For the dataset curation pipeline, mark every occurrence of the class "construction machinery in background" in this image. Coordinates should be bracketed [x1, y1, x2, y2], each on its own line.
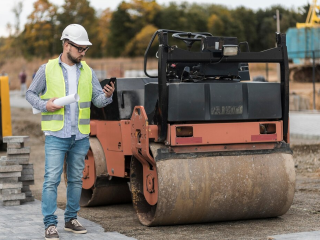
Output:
[74, 29, 295, 226]
[296, 0, 320, 29]
[0, 76, 12, 149]
[287, 0, 320, 82]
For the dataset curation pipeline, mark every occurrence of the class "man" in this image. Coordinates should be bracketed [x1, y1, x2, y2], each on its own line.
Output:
[26, 24, 115, 240]
[19, 69, 27, 96]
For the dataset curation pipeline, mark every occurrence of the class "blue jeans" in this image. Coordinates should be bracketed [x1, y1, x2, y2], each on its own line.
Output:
[42, 135, 90, 228]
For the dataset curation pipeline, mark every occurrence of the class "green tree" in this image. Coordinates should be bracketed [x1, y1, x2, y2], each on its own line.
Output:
[186, 4, 211, 32]
[0, 1, 25, 59]
[155, 2, 210, 49]
[12, 1, 23, 36]
[156, 2, 189, 31]
[233, 7, 258, 49]
[123, 24, 158, 56]
[122, 0, 161, 30]
[255, 5, 296, 51]
[107, 0, 160, 57]
[258, 17, 275, 50]
[212, 10, 245, 41]
[106, 2, 133, 57]
[208, 14, 224, 36]
[22, 0, 57, 58]
[97, 8, 112, 57]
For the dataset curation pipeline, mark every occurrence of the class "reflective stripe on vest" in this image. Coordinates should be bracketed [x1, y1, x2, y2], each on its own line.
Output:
[79, 119, 90, 125]
[80, 102, 91, 108]
[41, 58, 92, 134]
[42, 115, 64, 121]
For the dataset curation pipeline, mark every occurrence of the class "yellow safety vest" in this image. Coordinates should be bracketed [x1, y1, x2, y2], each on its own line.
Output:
[41, 58, 92, 134]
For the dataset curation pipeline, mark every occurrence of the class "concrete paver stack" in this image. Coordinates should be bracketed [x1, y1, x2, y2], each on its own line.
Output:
[0, 158, 24, 206]
[0, 136, 35, 206]
[20, 163, 35, 202]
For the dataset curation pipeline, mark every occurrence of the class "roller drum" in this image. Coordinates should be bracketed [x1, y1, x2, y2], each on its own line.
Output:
[131, 152, 295, 226]
[79, 137, 131, 207]
[80, 178, 131, 207]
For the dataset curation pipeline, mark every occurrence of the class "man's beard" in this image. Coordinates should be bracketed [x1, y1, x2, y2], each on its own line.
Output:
[67, 51, 82, 64]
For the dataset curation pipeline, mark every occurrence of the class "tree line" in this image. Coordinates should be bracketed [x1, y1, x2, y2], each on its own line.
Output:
[0, 0, 309, 59]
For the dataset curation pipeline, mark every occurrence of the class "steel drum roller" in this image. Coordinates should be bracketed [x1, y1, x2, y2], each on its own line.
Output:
[131, 148, 295, 226]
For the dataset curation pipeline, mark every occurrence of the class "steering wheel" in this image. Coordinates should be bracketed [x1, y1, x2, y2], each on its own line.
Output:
[172, 32, 212, 49]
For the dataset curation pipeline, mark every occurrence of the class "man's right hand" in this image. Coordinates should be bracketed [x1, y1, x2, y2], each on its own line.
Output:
[46, 98, 63, 112]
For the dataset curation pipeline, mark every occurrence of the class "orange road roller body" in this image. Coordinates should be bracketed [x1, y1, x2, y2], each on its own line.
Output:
[76, 30, 295, 226]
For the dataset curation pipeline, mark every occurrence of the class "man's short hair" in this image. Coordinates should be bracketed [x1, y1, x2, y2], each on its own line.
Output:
[62, 39, 68, 47]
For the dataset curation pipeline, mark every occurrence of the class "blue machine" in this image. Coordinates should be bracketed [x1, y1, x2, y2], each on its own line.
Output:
[286, 27, 320, 64]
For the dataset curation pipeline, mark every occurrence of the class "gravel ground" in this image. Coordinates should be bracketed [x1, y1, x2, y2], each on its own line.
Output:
[10, 107, 320, 240]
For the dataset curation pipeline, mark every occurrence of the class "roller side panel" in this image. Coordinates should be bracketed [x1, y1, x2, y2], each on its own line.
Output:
[79, 126, 132, 206]
[90, 120, 130, 177]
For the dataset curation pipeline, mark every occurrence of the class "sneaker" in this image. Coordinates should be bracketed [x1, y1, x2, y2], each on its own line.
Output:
[45, 225, 59, 240]
[64, 218, 87, 234]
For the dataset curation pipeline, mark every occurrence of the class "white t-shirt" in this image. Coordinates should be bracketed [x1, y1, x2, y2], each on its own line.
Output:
[62, 62, 77, 127]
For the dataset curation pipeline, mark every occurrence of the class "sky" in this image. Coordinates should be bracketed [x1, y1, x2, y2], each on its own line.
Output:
[0, 0, 311, 37]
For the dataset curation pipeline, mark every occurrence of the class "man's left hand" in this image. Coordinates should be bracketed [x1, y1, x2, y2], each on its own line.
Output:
[103, 82, 115, 98]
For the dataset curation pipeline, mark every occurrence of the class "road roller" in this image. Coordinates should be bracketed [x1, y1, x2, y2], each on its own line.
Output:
[80, 30, 295, 226]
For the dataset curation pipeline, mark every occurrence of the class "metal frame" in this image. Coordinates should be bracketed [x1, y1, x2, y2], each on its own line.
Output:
[144, 30, 290, 143]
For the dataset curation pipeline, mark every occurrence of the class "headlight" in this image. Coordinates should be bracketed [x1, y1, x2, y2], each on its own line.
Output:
[222, 45, 238, 56]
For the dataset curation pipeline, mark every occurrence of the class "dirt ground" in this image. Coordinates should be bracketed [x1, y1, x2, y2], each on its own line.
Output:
[10, 107, 320, 240]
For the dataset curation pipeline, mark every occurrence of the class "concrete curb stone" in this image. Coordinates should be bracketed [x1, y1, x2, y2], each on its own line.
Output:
[3, 136, 29, 143]
[0, 182, 22, 189]
[7, 142, 24, 149]
[268, 231, 320, 240]
[0, 177, 19, 183]
[19, 174, 34, 181]
[0, 165, 22, 172]
[2, 200, 20, 206]
[20, 196, 34, 203]
[22, 164, 33, 169]
[1, 192, 25, 201]
[21, 169, 34, 175]
[0, 172, 21, 178]
[1, 188, 21, 194]
[0, 158, 18, 166]
[22, 180, 34, 186]
[7, 147, 31, 154]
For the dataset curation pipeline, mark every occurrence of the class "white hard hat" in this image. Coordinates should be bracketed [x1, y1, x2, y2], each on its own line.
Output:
[60, 24, 92, 46]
